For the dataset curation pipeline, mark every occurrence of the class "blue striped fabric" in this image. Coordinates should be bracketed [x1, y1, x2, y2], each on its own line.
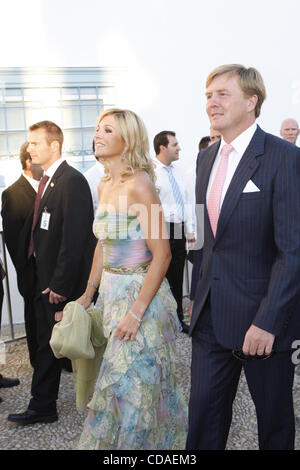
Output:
[165, 165, 185, 221]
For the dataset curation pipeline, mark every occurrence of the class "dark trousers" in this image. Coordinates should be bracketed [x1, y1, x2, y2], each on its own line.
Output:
[165, 222, 186, 321]
[24, 296, 38, 368]
[186, 300, 295, 450]
[0, 279, 3, 330]
[28, 283, 64, 414]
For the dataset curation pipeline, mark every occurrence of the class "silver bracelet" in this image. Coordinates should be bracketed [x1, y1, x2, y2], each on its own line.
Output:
[129, 309, 142, 324]
[87, 279, 98, 290]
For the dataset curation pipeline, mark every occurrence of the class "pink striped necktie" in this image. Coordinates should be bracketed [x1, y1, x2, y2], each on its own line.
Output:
[207, 144, 233, 237]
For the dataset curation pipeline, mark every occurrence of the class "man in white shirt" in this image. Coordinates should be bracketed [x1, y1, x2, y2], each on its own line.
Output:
[84, 141, 105, 214]
[187, 64, 300, 450]
[280, 118, 299, 145]
[153, 131, 195, 333]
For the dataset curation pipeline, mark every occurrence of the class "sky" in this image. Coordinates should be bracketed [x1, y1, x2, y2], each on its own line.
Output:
[0, 0, 299, 166]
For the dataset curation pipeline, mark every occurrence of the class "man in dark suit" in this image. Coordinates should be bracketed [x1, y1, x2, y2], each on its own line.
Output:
[187, 64, 300, 450]
[1, 142, 43, 367]
[7, 121, 96, 425]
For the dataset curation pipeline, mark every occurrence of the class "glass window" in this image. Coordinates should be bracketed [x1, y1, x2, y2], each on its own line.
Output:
[61, 103, 81, 128]
[7, 131, 27, 155]
[6, 103, 25, 130]
[25, 105, 62, 127]
[0, 109, 6, 131]
[98, 86, 115, 105]
[0, 69, 116, 161]
[23, 88, 60, 104]
[80, 87, 97, 99]
[64, 129, 83, 153]
[5, 88, 22, 102]
[83, 128, 95, 151]
[0, 133, 7, 156]
[62, 88, 79, 101]
[81, 101, 99, 127]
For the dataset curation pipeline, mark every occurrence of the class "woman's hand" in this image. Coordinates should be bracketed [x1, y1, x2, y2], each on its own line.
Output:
[114, 311, 141, 342]
[54, 293, 92, 323]
[75, 292, 93, 310]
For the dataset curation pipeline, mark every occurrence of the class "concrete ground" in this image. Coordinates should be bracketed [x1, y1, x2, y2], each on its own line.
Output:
[0, 319, 299, 450]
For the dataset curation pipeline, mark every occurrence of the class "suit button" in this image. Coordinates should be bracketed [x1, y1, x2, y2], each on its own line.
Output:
[213, 277, 220, 281]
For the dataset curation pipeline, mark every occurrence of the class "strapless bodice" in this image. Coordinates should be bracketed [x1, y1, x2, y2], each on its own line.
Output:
[93, 211, 152, 271]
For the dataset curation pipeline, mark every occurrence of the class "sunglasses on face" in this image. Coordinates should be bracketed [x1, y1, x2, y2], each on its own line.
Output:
[232, 349, 275, 362]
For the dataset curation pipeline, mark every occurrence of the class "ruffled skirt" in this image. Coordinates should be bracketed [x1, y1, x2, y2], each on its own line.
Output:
[78, 271, 188, 450]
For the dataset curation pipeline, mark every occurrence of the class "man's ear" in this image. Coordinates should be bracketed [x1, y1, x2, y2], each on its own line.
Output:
[51, 140, 60, 153]
[248, 94, 258, 113]
[25, 157, 31, 171]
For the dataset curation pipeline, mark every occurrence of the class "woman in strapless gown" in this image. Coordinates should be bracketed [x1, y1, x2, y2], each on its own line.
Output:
[76, 108, 188, 450]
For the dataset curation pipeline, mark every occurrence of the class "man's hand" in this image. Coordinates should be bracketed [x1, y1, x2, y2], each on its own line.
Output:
[242, 324, 275, 356]
[187, 233, 196, 250]
[188, 300, 194, 318]
[42, 287, 67, 305]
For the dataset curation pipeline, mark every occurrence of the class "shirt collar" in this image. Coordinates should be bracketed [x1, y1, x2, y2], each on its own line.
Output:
[153, 157, 174, 170]
[22, 172, 40, 192]
[220, 122, 257, 157]
[44, 157, 65, 179]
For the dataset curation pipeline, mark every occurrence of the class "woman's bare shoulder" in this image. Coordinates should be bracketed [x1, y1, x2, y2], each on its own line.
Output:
[128, 171, 157, 200]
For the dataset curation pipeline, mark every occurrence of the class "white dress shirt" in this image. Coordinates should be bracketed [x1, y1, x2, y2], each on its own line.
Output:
[22, 172, 40, 193]
[206, 123, 257, 207]
[84, 162, 105, 214]
[42, 158, 65, 196]
[153, 157, 195, 234]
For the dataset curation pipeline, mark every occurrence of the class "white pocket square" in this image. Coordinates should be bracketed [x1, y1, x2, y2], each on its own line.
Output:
[243, 180, 260, 193]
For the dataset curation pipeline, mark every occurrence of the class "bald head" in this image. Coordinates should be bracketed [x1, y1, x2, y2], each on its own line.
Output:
[280, 118, 299, 144]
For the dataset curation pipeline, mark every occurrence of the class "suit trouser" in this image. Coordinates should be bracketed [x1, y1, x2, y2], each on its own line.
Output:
[24, 296, 38, 368]
[165, 222, 186, 320]
[28, 282, 63, 414]
[0, 279, 3, 331]
[186, 299, 295, 450]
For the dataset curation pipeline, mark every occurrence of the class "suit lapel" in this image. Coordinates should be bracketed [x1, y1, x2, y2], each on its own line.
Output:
[197, 141, 220, 205]
[19, 175, 36, 199]
[35, 161, 68, 228]
[196, 142, 220, 240]
[215, 126, 266, 242]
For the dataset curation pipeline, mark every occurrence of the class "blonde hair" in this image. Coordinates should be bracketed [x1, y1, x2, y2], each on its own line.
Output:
[206, 64, 266, 118]
[97, 108, 156, 184]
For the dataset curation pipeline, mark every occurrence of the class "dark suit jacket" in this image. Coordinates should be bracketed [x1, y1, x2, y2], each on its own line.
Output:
[1, 175, 37, 295]
[190, 126, 300, 351]
[19, 161, 96, 301]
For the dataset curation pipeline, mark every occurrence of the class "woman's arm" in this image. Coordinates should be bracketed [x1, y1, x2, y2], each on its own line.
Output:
[76, 239, 104, 309]
[114, 173, 171, 340]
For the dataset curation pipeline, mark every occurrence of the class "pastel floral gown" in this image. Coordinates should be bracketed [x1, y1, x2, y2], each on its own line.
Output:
[78, 211, 188, 450]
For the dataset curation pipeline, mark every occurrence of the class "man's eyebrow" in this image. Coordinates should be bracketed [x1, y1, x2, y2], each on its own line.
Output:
[206, 88, 228, 95]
